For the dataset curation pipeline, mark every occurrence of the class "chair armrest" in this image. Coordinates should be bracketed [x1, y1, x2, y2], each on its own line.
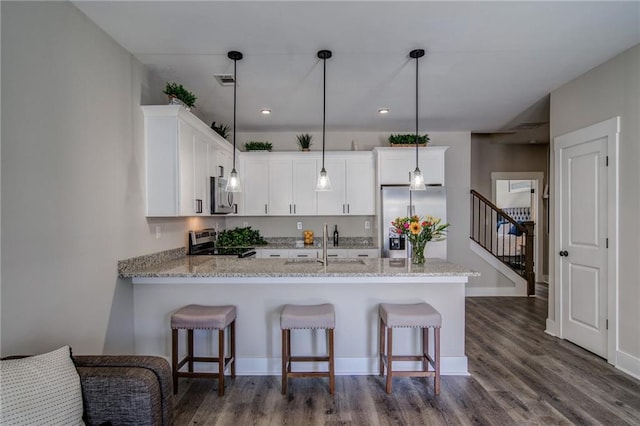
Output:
[73, 355, 173, 426]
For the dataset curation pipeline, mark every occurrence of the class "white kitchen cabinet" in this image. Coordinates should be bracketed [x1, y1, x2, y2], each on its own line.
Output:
[317, 152, 375, 215]
[258, 249, 290, 259]
[288, 249, 318, 259]
[268, 158, 293, 215]
[240, 156, 269, 215]
[375, 146, 448, 186]
[326, 249, 348, 259]
[348, 249, 379, 258]
[239, 153, 318, 216]
[143, 105, 226, 217]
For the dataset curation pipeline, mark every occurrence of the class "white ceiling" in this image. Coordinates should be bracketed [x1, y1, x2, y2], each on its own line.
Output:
[73, 1, 640, 133]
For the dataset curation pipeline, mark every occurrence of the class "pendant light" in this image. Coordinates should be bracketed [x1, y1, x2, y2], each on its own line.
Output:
[316, 49, 332, 191]
[225, 50, 243, 193]
[409, 49, 426, 191]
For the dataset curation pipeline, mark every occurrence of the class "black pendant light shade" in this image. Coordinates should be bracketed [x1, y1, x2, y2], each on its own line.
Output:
[409, 48, 426, 191]
[316, 49, 333, 191]
[225, 50, 243, 193]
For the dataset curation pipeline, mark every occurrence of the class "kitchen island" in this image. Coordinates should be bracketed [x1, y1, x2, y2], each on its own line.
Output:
[120, 252, 478, 375]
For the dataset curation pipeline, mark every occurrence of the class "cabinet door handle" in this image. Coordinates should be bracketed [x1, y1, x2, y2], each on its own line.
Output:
[347, 204, 350, 214]
[219, 166, 224, 178]
[269, 254, 281, 257]
[328, 254, 338, 258]
[195, 199, 203, 214]
[342, 204, 345, 214]
[294, 204, 296, 214]
[265, 204, 268, 214]
[357, 254, 368, 257]
[289, 204, 292, 214]
[297, 254, 309, 258]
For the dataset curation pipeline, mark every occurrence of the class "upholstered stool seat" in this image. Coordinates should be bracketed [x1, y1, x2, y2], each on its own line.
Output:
[379, 302, 441, 394]
[280, 303, 335, 395]
[171, 304, 236, 396]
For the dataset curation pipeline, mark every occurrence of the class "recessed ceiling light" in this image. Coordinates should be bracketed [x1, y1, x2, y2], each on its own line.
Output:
[378, 108, 390, 114]
[260, 109, 272, 115]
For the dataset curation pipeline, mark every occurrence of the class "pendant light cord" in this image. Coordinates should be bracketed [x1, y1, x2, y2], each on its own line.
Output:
[322, 56, 326, 169]
[232, 57, 237, 169]
[414, 52, 419, 169]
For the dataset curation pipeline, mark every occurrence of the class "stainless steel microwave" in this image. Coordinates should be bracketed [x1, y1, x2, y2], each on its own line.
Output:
[210, 177, 235, 214]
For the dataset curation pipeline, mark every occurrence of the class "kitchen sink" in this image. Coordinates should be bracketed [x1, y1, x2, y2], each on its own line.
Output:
[284, 258, 366, 265]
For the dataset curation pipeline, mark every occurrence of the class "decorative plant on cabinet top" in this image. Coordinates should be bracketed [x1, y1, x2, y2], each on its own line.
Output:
[296, 133, 313, 151]
[162, 82, 197, 109]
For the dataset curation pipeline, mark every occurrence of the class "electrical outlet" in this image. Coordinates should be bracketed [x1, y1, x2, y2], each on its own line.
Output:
[155, 225, 161, 239]
[365, 221, 370, 230]
[243, 221, 249, 227]
[297, 222, 303, 230]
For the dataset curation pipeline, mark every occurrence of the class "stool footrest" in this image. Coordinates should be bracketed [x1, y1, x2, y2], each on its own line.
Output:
[286, 371, 332, 378]
[288, 356, 330, 363]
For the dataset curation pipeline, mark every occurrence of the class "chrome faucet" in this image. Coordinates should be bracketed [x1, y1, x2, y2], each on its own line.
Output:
[318, 223, 328, 265]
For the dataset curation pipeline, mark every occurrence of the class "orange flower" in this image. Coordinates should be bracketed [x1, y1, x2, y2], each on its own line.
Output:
[409, 221, 422, 235]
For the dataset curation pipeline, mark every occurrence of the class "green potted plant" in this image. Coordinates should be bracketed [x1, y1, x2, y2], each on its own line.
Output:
[388, 133, 430, 147]
[211, 122, 231, 140]
[163, 82, 197, 110]
[244, 141, 273, 152]
[296, 133, 313, 151]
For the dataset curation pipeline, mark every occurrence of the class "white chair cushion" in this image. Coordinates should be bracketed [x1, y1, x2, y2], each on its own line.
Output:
[281, 303, 335, 329]
[379, 302, 442, 328]
[0, 345, 84, 426]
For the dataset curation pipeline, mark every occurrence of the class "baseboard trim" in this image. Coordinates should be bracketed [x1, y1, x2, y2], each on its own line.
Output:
[188, 356, 469, 376]
[545, 319, 559, 337]
[615, 350, 640, 380]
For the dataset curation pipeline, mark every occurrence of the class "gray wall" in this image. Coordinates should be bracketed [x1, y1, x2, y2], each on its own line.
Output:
[550, 44, 639, 368]
[470, 135, 549, 275]
[0, 2, 213, 356]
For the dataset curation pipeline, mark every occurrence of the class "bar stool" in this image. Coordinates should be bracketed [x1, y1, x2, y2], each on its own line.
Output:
[280, 303, 335, 395]
[379, 302, 441, 394]
[171, 304, 236, 396]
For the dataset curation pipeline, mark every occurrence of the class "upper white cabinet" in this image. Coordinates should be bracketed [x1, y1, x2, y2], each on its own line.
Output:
[317, 152, 375, 215]
[142, 105, 234, 217]
[240, 156, 269, 215]
[375, 146, 448, 186]
[240, 152, 319, 216]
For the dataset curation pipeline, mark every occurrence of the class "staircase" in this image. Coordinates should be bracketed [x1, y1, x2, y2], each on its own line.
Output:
[470, 190, 535, 295]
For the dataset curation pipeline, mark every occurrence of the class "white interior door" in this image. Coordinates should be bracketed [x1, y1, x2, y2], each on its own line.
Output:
[555, 118, 618, 358]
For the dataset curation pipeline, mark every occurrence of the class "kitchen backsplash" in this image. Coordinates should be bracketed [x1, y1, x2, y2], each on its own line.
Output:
[214, 215, 377, 239]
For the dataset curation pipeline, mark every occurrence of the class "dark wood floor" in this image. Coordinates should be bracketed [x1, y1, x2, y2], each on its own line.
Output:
[173, 284, 640, 425]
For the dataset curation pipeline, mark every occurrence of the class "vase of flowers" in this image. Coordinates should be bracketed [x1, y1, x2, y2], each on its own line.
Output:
[391, 215, 450, 265]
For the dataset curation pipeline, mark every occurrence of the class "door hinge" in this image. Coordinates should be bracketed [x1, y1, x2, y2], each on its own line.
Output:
[606, 156, 609, 166]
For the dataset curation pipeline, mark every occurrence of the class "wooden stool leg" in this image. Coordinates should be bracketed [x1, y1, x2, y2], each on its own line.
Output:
[172, 328, 179, 394]
[422, 327, 429, 372]
[385, 326, 393, 394]
[218, 328, 225, 396]
[230, 320, 236, 378]
[187, 329, 194, 372]
[328, 329, 335, 395]
[434, 327, 441, 395]
[379, 318, 385, 376]
[281, 329, 288, 395]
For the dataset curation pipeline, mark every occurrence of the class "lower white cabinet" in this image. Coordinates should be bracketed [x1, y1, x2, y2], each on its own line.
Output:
[258, 249, 290, 259]
[348, 249, 379, 258]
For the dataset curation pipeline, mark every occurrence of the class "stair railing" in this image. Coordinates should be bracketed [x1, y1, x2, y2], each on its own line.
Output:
[470, 189, 535, 295]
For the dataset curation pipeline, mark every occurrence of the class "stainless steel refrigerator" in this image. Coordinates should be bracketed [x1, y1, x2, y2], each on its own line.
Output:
[381, 185, 447, 260]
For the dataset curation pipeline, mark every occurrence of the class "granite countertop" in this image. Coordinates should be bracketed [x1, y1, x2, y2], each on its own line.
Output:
[118, 249, 478, 279]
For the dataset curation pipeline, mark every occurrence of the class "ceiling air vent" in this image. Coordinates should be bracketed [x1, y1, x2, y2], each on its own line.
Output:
[509, 122, 547, 130]
[214, 74, 235, 86]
